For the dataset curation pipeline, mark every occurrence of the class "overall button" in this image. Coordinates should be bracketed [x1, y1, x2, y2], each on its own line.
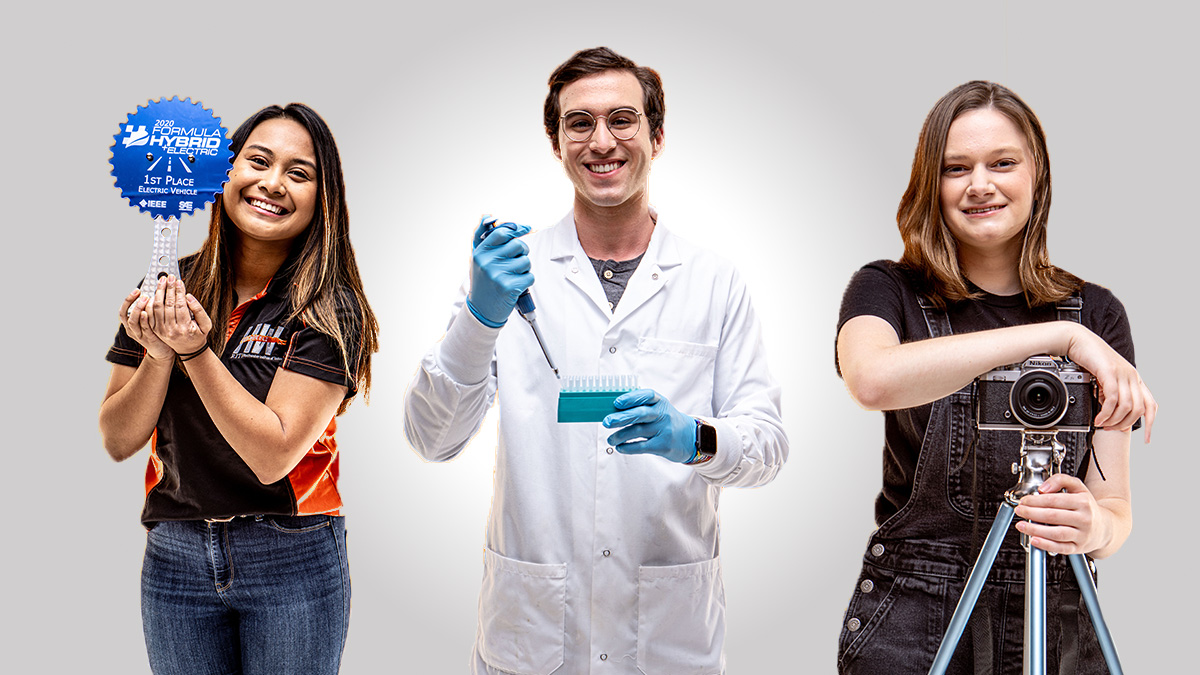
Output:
[871, 543, 885, 557]
[860, 579, 874, 593]
[847, 618, 862, 632]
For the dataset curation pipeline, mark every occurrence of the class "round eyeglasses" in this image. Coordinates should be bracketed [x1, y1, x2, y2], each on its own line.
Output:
[560, 108, 644, 142]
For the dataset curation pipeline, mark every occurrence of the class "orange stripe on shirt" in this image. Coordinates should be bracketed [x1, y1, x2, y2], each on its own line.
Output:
[225, 281, 273, 342]
[288, 416, 343, 515]
[144, 428, 164, 496]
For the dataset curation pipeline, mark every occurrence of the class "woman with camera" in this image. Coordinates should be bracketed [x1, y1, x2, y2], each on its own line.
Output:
[834, 81, 1156, 673]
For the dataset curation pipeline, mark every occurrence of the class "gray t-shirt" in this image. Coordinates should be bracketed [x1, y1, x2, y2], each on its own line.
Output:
[589, 253, 644, 311]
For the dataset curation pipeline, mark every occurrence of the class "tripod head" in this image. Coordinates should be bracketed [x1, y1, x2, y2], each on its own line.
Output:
[1004, 429, 1066, 506]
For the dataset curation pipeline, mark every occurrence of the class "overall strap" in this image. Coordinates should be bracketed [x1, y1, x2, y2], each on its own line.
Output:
[916, 295, 953, 339]
[1055, 292, 1095, 475]
[920, 292, 989, 672]
[1055, 290, 1090, 669]
[1056, 294, 1083, 324]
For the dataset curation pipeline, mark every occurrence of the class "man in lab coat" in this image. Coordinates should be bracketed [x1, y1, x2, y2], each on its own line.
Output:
[404, 46, 788, 675]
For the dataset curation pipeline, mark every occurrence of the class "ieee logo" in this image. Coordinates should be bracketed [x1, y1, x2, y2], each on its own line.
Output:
[122, 125, 149, 147]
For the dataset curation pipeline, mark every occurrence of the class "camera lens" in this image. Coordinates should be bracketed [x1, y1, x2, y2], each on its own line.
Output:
[1026, 383, 1052, 409]
[1011, 371, 1068, 428]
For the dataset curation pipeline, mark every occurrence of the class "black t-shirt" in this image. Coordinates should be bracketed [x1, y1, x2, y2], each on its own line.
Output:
[107, 262, 364, 525]
[836, 260, 1136, 525]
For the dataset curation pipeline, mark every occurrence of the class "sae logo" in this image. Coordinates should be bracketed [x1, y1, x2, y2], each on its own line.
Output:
[122, 125, 149, 147]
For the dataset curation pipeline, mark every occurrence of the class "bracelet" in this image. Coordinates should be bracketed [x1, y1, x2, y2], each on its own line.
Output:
[178, 344, 209, 362]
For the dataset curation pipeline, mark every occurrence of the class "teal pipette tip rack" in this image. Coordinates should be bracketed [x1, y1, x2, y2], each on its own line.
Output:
[557, 375, 638, 423]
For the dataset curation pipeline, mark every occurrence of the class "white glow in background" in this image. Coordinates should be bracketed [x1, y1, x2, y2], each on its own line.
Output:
[3, 1, 1193, 671]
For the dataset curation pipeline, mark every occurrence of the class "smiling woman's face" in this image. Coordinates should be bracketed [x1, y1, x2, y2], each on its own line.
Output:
[223, 117, 318, 248]
[939, 107, 1034, 263]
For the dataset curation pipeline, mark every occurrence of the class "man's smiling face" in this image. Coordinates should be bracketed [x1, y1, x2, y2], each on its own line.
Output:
[553, 69, 663, 212]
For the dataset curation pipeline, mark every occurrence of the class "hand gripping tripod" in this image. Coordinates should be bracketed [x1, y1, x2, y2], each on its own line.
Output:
[928, 430, 1123, 675]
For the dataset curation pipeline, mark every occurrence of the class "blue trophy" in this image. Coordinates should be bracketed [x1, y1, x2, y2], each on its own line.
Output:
[110, 97, 233, 300]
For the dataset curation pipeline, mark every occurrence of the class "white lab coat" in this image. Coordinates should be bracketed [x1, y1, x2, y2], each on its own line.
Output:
[404, 211, 787, 675]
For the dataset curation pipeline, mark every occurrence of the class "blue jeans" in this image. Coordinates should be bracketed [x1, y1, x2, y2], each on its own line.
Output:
[141, 515, 350, 675]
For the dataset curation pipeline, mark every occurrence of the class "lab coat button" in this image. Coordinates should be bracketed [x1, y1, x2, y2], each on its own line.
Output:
[871, 543, 885, 557]
[847, 618, 861, 632]
[652, 272, 659, 280]
[860, 579, 874, 593]
[600, 654, 608, 661]
[571, 267, 579, 273]
[606, 446, 614, 454]
[609, 346, 617, 354]
[602, 549, 611, 557]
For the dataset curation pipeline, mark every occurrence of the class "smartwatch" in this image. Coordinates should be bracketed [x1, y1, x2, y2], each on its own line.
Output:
[687, 418, 717, 465]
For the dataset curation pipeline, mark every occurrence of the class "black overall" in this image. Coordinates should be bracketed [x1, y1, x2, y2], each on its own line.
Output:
[837, 296, 1107, 674]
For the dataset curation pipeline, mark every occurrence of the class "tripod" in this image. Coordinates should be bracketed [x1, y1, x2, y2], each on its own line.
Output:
[928, 430, 1124, 675]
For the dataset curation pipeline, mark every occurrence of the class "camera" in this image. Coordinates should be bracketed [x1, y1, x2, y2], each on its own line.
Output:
[975, 356, 1097, 432]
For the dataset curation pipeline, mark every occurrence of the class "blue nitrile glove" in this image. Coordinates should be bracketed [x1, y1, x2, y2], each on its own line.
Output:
[466, 216, 533, 328]
[602, 388, 698, 464]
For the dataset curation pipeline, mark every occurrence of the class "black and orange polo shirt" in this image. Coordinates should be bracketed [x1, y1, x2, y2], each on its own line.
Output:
[106, 262, 364, 525]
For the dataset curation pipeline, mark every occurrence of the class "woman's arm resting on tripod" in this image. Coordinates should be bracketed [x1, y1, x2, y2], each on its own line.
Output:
[1014, 429, 1132, 559]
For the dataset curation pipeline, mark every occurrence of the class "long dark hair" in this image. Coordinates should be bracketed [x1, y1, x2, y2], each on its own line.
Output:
[185, 103, 378, 413]
[897, 81, 1081, 309]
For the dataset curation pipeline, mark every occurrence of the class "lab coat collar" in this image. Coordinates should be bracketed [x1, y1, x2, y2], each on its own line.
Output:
[550, 207, 681, 324]
[548, 206, 680, 265]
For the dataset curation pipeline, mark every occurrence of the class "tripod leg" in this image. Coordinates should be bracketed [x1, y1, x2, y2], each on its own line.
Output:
[1069, 553, 1124, 675]
[1026, 545, 1046, 675]
[928, 503, 1015, 675]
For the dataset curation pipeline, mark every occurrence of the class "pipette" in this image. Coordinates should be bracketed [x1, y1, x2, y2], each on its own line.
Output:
[483, 218, 559, 379]
[516, 291, 559, 379]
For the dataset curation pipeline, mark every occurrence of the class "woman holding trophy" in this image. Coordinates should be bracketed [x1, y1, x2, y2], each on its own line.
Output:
[99, 103, 377, 675]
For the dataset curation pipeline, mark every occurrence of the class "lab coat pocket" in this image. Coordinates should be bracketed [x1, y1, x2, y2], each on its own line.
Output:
[478, 548, 568, 675]
[636, 556, 725, 675]
[636, 337, 718, 410]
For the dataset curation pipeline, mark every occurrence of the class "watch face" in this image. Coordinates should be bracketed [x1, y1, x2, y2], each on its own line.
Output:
[698, 421, 718, 456]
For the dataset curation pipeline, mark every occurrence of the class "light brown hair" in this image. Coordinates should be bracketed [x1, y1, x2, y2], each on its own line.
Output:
[897, 80, 1081, 308]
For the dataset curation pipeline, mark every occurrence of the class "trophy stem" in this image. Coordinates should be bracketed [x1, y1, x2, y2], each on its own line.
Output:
[139, 216, 181, 300]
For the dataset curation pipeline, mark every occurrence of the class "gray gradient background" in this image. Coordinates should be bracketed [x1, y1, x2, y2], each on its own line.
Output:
[3, 1, 1193, 672]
